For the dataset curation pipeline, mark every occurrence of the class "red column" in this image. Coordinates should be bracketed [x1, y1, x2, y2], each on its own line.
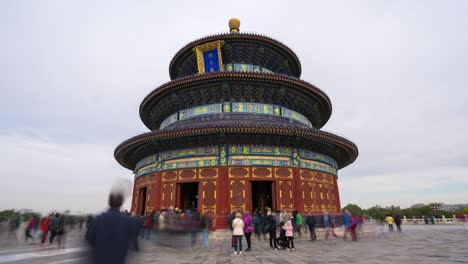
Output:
[154, 171, 163, 211]
[292, 167, 304, 212]
[216, 166, 229, 229]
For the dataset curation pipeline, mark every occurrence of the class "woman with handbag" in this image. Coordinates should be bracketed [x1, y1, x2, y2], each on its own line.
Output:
[243, 211, 253, 252]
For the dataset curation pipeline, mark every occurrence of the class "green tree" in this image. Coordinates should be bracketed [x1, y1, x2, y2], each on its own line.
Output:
[342, 203, 363, 216]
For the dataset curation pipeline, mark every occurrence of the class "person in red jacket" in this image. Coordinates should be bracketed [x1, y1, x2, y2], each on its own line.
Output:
[40, 215, 52, 245]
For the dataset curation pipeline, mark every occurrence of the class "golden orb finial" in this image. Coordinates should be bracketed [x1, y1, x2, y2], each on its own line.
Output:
[229, 18, 240, 33]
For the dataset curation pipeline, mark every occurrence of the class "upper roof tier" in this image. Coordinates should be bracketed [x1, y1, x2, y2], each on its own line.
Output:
[169, 32, 302, 79]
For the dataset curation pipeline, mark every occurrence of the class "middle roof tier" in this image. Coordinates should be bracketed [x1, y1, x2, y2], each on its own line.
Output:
[140, 72, 332, 130]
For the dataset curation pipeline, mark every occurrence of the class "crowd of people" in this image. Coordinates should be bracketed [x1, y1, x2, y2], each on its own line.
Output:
[227, 208, 363, 255]
[4, 195, 369, 263]
[7, 212, 75, 248]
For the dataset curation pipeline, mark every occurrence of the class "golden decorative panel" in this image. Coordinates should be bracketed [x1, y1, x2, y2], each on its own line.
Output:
[162, 170, 178, 182]
[275, 167, 292, 178]
[178, 169, 197, 181]
[252, 167, 272, 178]
[199, 168, 218, 179]
[228, 167, 250, 178]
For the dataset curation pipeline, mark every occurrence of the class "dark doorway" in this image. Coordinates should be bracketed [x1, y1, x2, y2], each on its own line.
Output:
[178, 182, 199, 210]
[139, 187, 147, 216]
[251, 181, 273, 212]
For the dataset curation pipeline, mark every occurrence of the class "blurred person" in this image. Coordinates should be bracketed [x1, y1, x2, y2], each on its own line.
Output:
[295, 210, 303, 236]
[323, 209, 338, 240]
[190, 208, 200, 247]
[306, 211, 316, 241]
[40, 214, 52, 245]
[232, 212, 244, 254]
[8, 215, 20, 240]
[282, 220, 294, 251]
[25, 215, 37, 243]
[253, 210, 264, 240]
[343, 210, 352, 240]
[143, 213, 152, 240]
[348, 214, 361, 241]
[200, 212, 211, 248]
[385, 215, 394, 231]
[377, 219, 388, 239]
[85, 214, 94, 239]
[165, 206, 177, 230]
[266, 210, 278, 250]
[86, 192, 138, 264]
[158, 210, 166, 230]
[56, 213, 67, 248]
[243, 210, 253, 251]
[79, 217, 84, 233]
[394, 214, 402, 232]
[49, 213, 60, 244]
[130, 212, 140, 252]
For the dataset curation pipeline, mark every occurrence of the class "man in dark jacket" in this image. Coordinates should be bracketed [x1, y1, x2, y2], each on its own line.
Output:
[306, 211, 317, 241]
[86, 192, 138, 264]
[266, 211, 278, 250]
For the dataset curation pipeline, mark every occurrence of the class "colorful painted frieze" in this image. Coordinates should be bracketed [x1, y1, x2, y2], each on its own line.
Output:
[282, 108, 312, 127]
[229, 156, 292, 167]
[136, 164, 158, 177]
[159, 146, 219, 161]
[300, 159, 337, 175]
[299, 150, 337, 168]
[160, 103, 313, 128]
[162, 157, 218, 170]
[135, 154, 158, 171]
[229, 145, 292, 156]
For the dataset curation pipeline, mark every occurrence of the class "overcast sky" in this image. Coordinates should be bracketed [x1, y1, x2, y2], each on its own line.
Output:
[2, 0, 467, 213]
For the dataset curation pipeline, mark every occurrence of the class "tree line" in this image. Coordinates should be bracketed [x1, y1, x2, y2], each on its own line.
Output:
[342, 203, 468, 220]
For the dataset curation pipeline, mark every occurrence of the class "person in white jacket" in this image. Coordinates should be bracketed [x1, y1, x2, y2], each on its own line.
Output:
[232, 213, 244, 254]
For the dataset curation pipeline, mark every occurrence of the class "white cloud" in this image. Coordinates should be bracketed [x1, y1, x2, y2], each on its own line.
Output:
[0, 134, 132, 214]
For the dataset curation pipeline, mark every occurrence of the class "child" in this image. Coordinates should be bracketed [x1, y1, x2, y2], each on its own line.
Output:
[282, 220, 295, 251]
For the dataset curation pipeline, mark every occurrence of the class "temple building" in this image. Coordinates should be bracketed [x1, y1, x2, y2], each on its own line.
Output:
[114, 18, 358, 228]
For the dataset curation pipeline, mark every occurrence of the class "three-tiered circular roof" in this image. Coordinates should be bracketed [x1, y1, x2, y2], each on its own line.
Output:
[115, 21, 358, 173]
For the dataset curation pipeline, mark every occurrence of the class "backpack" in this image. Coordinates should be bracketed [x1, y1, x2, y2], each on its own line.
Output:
[48, 219, 58, 231]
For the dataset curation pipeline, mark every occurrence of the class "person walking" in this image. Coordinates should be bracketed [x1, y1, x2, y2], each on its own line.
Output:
[86, 191, 138, 264]
[282, 220, 295, 251]
[306, 211, 316, 241]
[40, 214, 52, 245]
[143, 213, 152, 240]
[200, 212, 211, 248]
[385, 215, 394, 231]
[56, 214, 66, 248]
[343, 210, 352, 240]
[232, 212, 244, 255]
[8, 215, 20, 240]
[253, 210, 263, 240]
[295, 211, 303, 236]
[49, 213, 60, 244]
[243, 211, 253, 251]
[394, 214, 402, 232]
[25, 216, 37, 243]
[266, 211, 279, 250]
[323, 209, 337, 240]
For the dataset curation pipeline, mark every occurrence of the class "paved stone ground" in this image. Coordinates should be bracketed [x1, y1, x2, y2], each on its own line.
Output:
[0, 224, 467, 263]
